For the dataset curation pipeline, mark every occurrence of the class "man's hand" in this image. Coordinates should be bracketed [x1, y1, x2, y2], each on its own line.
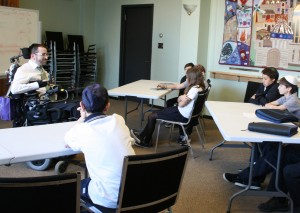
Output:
[157, 83, 166, 89]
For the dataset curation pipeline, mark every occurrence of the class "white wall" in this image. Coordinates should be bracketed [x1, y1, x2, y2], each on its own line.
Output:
[19, 0, 95, 49]
[95, 0, 201, 91]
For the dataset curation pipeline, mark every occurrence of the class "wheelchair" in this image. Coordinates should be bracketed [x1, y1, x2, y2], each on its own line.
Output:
[6, 48, 82, 174]
[10, 85, 81, 173]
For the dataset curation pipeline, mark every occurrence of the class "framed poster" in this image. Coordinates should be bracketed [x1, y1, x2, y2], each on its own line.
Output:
[219, 0, 300, 72]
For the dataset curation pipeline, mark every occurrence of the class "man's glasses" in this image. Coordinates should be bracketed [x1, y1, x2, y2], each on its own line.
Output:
[34, 53, 49, 57]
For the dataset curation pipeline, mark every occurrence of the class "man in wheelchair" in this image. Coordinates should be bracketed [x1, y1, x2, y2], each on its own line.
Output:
[9, 43, 79, 127]
[10, 43, 50, 127]
[8, 43, 80, 171]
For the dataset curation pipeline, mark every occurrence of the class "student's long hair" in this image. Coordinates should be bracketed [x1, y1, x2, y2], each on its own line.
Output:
[184, 64, 206, 94]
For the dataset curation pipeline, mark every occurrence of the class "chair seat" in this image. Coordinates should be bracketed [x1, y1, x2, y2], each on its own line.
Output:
[80, 196, 116, 213]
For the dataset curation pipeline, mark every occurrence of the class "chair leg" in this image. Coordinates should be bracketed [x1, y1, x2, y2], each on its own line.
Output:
[165, 207, 173, 213]
[195, 125, 205, 149]
[181, 125, 194, 158]
[198, 117, 206, 136]
[168, 124, 174, 142]
[155, 122, 162, 152]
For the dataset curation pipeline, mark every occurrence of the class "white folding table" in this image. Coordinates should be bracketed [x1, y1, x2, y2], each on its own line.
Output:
[0, 122, 80, 165]
[205, 101, 300, 213]
[108, 79, 175, 127]
[0, 145, 14, 165]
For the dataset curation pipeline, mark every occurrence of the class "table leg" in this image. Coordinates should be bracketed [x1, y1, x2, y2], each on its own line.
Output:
[209, 140, 251, 161]
[274, 143, 293, 213]
[209, 140, 225, 161]
[226, 142, 257, 213]
[226, 142, 293, 213]
[140, 98, 144, 127]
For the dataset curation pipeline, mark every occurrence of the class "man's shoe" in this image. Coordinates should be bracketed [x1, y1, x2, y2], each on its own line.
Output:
[258, 197, 289, 212]
[130, 129, 142, 143]
[134, 140, 151, 148]
[223, 173, 242, 183]
[234, 180, 261, 190]
[179, 138, 191, 146]
[176, 135, 185, 143]
[176, 135, 190, 144]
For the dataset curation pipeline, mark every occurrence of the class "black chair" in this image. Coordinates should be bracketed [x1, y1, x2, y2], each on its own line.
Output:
[155, 85, 211, 158]
[197, 79, 212, 132]
[68, 34, 84, 53]
[81, 147, 189, 213]
[243, 81, 261, 103]
[0, 172, 81, 213]
[45, 31, 65, 51]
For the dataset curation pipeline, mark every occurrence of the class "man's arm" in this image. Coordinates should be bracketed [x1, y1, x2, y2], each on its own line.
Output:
[265, 100, 286, 110]
[11, 67, 48, 94]
[157, 82, 185, 90]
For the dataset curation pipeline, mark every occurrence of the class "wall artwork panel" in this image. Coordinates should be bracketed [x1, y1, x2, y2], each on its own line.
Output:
[219, 0, 300, 72]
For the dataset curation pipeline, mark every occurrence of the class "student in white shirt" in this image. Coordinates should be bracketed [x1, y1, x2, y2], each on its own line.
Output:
[65, 84, 135, 210]
[131, 65, 206, 147]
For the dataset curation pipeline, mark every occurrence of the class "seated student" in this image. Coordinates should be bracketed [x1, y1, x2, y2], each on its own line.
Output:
[257, 145, 300, 213]
[131, 65, 206, 147]
[265, 75, 300, 118]
[158, 64, 208, 142]
[65, 84, 135, 210]
[223, 76, 300, 190]
[158, 63, 194, 108]
[248, 67, 281, 106]
[247, 67, 281, 163]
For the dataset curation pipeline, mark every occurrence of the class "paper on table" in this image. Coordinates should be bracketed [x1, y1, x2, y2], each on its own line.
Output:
[160, 82, 174, 85]
[243, 112, 256, 118]
[150, 87, 167, 90]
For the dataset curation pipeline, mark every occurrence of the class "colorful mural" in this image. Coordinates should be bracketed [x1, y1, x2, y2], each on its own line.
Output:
[219, 0, 300, 71]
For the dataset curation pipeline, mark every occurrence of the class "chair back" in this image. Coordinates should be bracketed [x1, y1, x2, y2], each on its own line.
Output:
[244, 81, 261, 103]
[0, 172, 81, 213]
[190, 83, 211, 121]
[116, 147, 189, 213]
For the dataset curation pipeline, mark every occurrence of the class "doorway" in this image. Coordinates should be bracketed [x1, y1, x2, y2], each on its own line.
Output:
[119, 4, 154, 86]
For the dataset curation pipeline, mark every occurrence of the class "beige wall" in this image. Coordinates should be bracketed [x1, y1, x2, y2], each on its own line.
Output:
[19, 0, 95, 51]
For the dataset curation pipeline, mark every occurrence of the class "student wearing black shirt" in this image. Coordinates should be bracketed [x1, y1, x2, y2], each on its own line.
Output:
[248, 67, 281, 106]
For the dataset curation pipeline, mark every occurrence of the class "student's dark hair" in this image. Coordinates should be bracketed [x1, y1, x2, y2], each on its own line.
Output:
[262, 67, 279, 81]
[279, 77, 298, 94]
[184, 64, 206, 94]
[184, 63, 194, 69]
[82, 84, 109, 113]
[29, 43, 47, 54]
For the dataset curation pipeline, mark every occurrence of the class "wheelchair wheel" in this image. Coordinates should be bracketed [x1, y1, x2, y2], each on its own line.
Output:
[26, 158, 52, 171]
[54, 161, 68, 174]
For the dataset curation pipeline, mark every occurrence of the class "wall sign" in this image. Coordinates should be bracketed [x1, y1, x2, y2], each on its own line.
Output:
[219, 0, 300, 72]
